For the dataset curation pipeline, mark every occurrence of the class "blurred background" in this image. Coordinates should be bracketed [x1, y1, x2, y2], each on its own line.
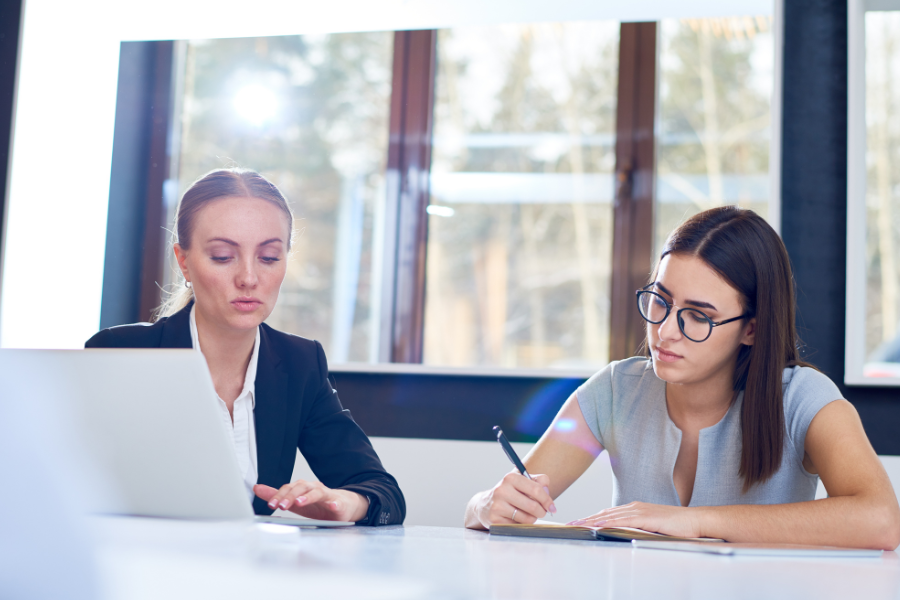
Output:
[134, 17, 775, 372]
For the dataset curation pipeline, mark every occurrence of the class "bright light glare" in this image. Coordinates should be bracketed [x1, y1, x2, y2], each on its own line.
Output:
[426, 205, 455, 217]
[233, 84, 279, 126]
[554, 418, 576, 432]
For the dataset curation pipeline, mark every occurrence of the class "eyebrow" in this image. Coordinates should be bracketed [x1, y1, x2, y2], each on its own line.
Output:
[653, 281, 718, 311]
[206, 237, 284, 247]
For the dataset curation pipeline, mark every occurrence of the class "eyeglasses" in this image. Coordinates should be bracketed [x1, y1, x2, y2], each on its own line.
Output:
[635, 287, 749, 343]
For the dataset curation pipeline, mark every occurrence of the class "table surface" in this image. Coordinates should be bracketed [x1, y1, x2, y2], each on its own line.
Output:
[91, 517, 900, 600]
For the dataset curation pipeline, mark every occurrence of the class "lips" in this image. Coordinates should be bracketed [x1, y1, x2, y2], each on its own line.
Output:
[655, 346, 683, 363]
[231, 297, 262, 312]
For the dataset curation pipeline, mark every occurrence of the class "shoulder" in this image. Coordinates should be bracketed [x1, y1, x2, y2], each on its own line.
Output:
[781, 365, 844, 450]
[576, 357, 657, 446]
[782, 365, 843, 405]
[260, 323, 327, 370]
[613, 356, 654, 379]
[84, 320, 165, 348]
[577, 357, 654, 404]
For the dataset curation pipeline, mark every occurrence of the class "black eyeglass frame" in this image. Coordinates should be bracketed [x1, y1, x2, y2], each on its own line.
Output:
[634, 286, 750, 343]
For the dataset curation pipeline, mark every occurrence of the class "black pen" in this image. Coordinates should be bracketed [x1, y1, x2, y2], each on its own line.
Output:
[492, 425, 532, 480]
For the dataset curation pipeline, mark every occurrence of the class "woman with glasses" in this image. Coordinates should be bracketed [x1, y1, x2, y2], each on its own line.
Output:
[464, 206, 900, 549]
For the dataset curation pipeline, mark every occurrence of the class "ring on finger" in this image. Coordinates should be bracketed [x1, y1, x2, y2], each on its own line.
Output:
[512, 508, 518, 522]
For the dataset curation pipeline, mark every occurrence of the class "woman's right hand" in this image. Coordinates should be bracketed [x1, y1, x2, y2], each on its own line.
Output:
[469, 472, 557, 529]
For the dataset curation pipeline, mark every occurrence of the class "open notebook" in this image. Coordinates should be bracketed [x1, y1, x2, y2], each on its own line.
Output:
[489, 521, 724, 543]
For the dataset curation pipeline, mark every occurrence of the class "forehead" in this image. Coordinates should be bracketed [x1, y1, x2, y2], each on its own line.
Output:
[193, 196, 290, 239]
[656, 254, 741, 307]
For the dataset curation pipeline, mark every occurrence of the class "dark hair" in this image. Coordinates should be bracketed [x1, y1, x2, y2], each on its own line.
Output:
[650, 206, 810, 491]
[155, 168, 293, 320]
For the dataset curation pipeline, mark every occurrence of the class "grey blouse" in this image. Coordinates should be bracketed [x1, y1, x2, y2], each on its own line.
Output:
[576, 357, 842, 507]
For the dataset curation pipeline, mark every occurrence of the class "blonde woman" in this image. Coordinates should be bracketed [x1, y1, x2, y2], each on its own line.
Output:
[87, 169, 404, 525]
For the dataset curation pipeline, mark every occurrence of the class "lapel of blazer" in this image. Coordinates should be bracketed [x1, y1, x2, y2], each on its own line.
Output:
[253, 325, 289, 509]
[159, 301, 193, 348]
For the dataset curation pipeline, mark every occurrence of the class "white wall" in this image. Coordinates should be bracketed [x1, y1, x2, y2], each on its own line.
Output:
[277, 437, 900, 527]
[278, 438, 614, 526]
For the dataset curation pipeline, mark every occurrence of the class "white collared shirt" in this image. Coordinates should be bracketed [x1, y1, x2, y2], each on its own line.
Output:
[190, 305, 259, 503]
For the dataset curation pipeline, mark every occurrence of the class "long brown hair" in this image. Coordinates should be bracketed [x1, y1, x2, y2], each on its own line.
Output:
[155, 168, 293, 320]
[651, 206, 810, 491]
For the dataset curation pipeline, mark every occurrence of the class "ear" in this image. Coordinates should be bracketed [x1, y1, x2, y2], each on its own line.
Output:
[740, 317, 756, 346]
[173, 243, 191, 284]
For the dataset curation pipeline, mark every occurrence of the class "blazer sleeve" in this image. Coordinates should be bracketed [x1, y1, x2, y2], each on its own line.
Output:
[84, 328, 119, 348]
[297, 342, 406, 526]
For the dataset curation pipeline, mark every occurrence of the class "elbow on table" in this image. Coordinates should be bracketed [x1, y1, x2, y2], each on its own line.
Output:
[866, 504, 900, 551]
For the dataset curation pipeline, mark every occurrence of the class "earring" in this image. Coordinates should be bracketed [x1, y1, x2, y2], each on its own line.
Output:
[185, 281, 192, 289]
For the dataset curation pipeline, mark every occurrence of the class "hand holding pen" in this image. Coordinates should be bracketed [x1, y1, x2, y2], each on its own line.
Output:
[475, 426, 556, 526]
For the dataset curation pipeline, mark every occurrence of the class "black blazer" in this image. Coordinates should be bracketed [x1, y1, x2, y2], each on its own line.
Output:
[85, 302, 405, 525]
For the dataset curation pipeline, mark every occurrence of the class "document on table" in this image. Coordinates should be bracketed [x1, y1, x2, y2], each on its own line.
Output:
[632, 540, 883, 557]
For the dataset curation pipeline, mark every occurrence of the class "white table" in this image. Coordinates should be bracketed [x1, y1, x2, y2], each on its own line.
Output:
[91, 517, 900, 600]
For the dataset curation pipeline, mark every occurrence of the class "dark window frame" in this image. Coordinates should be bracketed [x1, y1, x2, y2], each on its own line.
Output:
[382, 30, 437, 363]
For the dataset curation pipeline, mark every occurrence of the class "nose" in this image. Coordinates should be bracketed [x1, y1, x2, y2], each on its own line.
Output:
[657, 309, 682, 342]
[235, 256, 259, 289]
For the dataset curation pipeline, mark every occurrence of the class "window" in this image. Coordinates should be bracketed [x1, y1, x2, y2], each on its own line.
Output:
[864, 12, 900, 376]
[655, 17, 774, 255]
[424, 23, 619, 369]
[847, 3, 900, 384]
[173, 33, 393, 363]
[132, 15, 775, 371]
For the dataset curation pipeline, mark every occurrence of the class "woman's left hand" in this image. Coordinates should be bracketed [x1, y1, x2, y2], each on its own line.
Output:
[254, 480, 369, 523]
[567, 501, 705, 539]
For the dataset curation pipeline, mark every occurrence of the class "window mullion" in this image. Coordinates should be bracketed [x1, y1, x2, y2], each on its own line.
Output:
[610, 22, 657, 361]
[382, 30, 437, 363]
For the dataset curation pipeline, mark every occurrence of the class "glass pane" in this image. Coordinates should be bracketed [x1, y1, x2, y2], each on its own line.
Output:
[424, 23, 619, 370]
[864, 12, 900, 377]
[655, 17, 774, 256]
[173, 33, 393, 363]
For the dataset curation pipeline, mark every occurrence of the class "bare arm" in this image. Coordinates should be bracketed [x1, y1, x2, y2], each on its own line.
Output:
[700, 400, 900, 548]
[579, 400, 900, 550]
[464, 393, 603, 529]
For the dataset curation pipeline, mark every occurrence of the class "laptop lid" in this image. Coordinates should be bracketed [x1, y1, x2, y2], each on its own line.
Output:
[0, 349, 254, 520]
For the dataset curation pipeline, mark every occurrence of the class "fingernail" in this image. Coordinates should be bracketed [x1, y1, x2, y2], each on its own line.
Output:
[268, 500, 277, 509]
[543, 486, 550, 495]
[596, 520, 607, 526]
[550, 503, 557, 514]
[296, 496, 307, 505]
[279, 499, 291, 509]
[568, 519, 586, 526]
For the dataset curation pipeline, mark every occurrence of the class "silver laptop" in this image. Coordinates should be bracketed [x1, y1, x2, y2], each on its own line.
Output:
[0, 349, 351, 526]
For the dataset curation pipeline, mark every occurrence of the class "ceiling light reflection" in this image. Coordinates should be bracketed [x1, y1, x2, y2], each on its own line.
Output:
[426, 205, 455, 217]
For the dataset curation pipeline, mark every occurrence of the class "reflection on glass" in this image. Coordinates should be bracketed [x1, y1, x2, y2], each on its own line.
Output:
[173, 33, 393, 363]
[655, 17, 773, 256]
[424, 23, 619, 370]
[864, 12, 900, 377]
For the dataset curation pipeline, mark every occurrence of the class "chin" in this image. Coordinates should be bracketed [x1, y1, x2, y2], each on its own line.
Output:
[650, 356, 685, 384]
[226, 310, 267, 330]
